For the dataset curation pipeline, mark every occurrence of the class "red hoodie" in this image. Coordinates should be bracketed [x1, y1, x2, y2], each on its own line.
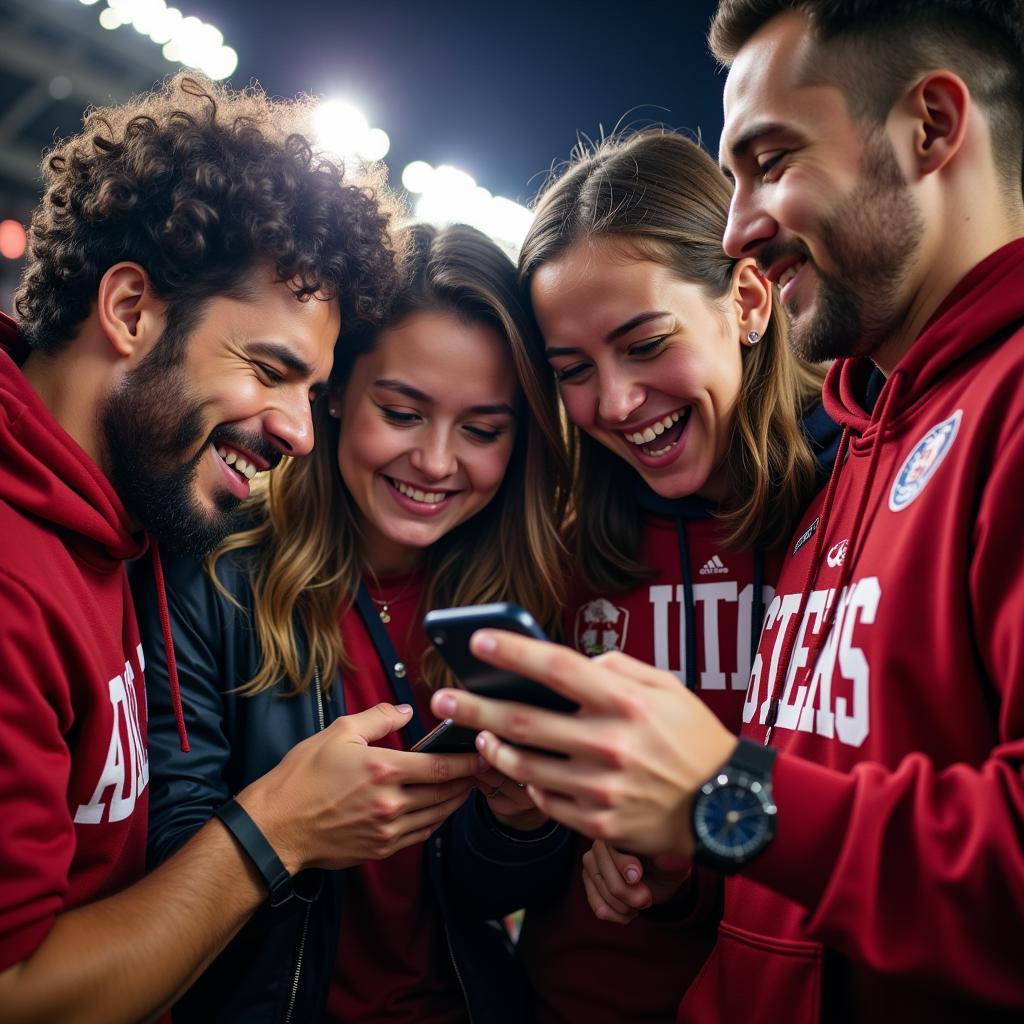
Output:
[521, 495, 781, 1024]
[680, 241, 1024, 1023]
[0, 312, 150, 970]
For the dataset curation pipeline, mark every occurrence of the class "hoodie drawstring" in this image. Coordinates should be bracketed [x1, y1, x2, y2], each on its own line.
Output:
[149, 544, 190, 752]
[675, 519, 698, 690]
[764, 371, 906, 744]
[751, 550, 765, 664]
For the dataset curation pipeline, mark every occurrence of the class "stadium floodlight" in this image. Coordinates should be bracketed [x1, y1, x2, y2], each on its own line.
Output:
[89, 2, 238, 80]
[313, 100, 389, 164]
[404, 161, 533, 252]
[401, 161, 434, 194]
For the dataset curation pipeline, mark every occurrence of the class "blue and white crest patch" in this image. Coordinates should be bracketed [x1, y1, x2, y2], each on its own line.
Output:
[889, 410, 962, 512]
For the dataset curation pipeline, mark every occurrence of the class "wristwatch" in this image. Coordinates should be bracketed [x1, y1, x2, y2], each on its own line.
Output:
[691, 737, 777, 873]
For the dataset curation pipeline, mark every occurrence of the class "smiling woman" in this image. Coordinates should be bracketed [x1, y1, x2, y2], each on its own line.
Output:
[137, 222, 572, 1023]
[478, 128, 840, 1024]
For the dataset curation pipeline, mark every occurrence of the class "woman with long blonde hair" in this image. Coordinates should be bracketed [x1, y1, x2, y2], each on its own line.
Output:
[507, 129, 837, 1023]
[138, 223, 571, 1023]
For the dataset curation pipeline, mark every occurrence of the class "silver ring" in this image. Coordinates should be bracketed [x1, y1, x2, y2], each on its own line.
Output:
[514, 781, 526, 789]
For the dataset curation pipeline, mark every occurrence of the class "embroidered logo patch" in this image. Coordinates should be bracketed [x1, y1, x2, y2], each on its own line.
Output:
[889, 410, 962, 512]
[826, 539, 849, 568]
[574, 597, 629, 656]
[793, 516, 819, 555]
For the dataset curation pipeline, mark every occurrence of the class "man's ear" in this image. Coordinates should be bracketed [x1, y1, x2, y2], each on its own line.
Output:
[899, 70, 969, 177]
[731, 259, 772, 346]
[95, 262, 167, 362]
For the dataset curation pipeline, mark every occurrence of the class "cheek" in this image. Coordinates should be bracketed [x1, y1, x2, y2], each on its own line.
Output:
[337, 415, 396, 486]
[465, 439, 515, 498]
[557, 384, 594, 428]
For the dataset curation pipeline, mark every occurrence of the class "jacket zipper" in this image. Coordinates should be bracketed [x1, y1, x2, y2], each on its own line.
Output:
[283, 668, 325, 1024]
[436, 834, 475, 1024]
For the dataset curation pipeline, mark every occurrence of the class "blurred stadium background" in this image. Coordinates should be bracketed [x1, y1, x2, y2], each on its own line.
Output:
[0, 0, 723, 311]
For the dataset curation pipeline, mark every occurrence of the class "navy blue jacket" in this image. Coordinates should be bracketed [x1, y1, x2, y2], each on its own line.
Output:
[135, 547, 572, 1023]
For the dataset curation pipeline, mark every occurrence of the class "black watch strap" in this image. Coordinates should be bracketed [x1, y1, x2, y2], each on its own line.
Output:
[215, 798, 294, 907]
[730, 736, 778, 777]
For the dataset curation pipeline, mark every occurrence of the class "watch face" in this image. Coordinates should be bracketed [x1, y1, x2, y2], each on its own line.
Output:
[694, 776, 775, 862]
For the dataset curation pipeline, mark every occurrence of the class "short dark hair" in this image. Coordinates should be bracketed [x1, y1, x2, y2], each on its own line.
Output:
[15, 72, 404, 354]
[709, 0, 1024, 194]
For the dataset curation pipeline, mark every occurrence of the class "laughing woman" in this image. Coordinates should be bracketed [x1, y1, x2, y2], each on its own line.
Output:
[506, 129, 839, 1024]
[135, 224, 571, 1023]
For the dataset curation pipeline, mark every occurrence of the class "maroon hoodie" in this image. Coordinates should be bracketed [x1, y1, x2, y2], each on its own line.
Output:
[679, 241, 1024, 1023]
[0, 311, 151, 970]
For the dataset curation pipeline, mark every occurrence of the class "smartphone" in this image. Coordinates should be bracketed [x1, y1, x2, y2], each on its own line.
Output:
[410, 719, 479, 754]
[422, 603, 578, 714]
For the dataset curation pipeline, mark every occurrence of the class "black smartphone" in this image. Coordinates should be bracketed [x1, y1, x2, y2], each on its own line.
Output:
[421, 603, 578, 714]
[410, 719, 479, 754]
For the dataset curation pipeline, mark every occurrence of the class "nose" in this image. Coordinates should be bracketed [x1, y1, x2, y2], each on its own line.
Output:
[597, 368, 645, 425]
[409, 427, 457, 481]
[722, 184, 778, 260]
[263, 393, 315, 458]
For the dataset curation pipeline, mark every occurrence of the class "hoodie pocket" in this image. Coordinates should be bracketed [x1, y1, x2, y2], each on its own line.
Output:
[680, 920, 824, 1024]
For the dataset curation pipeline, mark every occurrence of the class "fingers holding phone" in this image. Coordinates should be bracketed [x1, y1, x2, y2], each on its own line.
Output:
[256, 706, 479, 872]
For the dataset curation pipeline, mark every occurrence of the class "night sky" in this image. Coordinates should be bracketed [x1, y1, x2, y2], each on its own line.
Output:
[205, 0, 726, 204]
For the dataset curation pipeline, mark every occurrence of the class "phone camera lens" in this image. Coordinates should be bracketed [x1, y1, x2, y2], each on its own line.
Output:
[432, 633, 445, 646]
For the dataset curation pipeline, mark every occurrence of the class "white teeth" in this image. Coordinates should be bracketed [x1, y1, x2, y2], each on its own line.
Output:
[625, 410, 684, 445]
[216, 446, 258, 480]
[778, 262, 802, 288]
[394, 479, 446, 504]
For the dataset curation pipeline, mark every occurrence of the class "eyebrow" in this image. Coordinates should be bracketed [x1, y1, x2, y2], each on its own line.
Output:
[544, 310, 672, 358]
[720, 120, 789, 175]
[373, 379, 516, 416]
[248, 341, 317, 380]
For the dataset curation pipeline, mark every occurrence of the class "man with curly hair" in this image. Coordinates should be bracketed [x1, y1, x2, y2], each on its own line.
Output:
[0, 73, 477, 1022]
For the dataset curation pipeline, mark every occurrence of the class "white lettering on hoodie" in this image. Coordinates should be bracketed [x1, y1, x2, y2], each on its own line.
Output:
[743, 577, 880, 747]
[74, 644, 149, 824]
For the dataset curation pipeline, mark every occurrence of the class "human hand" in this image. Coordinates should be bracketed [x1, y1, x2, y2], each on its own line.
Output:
[475, 762, 548, 832]
[239, 703, 480, 873]
[430, 633, 738, 857]
[582, 841, 692, 924]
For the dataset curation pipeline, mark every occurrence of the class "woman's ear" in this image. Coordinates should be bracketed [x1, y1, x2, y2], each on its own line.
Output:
[95, 262, 166, 361]
[731, 259, 772, 347]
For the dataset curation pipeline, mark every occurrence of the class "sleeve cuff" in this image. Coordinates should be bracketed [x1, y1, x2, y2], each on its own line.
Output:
[742, 750, 856, 909]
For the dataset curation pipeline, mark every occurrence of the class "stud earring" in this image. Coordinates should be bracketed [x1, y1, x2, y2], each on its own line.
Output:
[746, 330, 761, 345]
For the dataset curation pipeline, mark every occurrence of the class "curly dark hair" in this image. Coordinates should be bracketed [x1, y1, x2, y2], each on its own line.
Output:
[15, 72, 404, 354]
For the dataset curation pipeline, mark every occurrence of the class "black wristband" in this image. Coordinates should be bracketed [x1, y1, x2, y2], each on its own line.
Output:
[214, 798, 294, 907]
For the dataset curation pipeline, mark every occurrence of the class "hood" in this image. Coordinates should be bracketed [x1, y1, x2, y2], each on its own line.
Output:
[824, 238, 1024, 438]
[1, 311, 190, 751]
[0, 312, 144, 565]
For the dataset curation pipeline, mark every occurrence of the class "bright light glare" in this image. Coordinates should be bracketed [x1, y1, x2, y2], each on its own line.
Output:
[402, 161, 433, 194]
[91, 2, 238, 80]
[406, 161, 533, 252]
[313, 101, 389, 164]
[99, 6, 127, 28]
[361, 127, 390, 161]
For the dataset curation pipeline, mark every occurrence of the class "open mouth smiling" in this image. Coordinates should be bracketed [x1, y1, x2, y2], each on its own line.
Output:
[621, 407, 692, 457]
[385, 476, 458, 506]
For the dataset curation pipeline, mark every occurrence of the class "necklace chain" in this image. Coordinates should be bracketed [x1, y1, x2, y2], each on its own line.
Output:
[369, 579, 413, 624]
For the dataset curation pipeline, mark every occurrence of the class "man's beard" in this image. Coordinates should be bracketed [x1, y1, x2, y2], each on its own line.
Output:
[767, 132, 925, 363]
[101, 331, 277, 559]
